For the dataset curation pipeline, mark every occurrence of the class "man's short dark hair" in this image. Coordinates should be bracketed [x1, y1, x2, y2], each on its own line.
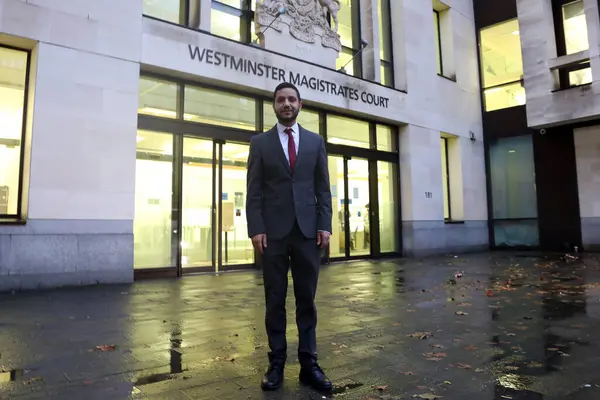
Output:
[273, 82, 301, 102]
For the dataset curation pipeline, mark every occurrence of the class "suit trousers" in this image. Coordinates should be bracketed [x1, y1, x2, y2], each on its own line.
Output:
[262, 221, 321, 368]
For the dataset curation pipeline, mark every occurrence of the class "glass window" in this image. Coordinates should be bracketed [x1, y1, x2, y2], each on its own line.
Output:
[483, 82, 526, 112]
[336, 48, 354, 75]
[184, 85, 256, 130]
[434, 11, 442, 75]
[263, 102, 320, 133]
[211, 1, 256, 43]
[134, 130, 174, 268]
[328, 155, 345, 258]
[378, 0, 392, 62]
[569, 64, 592, 86]
[480, 19, 525, 111]
[562, 0, 588, 54]
[0, 46, 28, 217]
[480, 19, 523, 88]
[337, 0, 354, 49]
[326, 115, 370, 149]
[143, 0, 181, 24]
[138, 77, 178, 119]
[347, 158, 370, 257]
[376, 125, 394, 152]
[441, 137, 450, 219]
[381, 63, 393, 88]
[489, 136, 537, 219]
[489, 135, 539, 247]
[377, 161, 399, 253]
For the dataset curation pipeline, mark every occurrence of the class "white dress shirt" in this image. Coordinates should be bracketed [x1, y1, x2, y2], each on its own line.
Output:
[276, 122, 299, 162]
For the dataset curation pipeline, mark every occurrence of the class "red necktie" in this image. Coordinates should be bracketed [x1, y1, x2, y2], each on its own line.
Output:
[285, 128, 296, 172]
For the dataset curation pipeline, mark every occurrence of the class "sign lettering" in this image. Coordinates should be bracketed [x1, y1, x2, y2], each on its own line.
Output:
[188, 45, 390, 109]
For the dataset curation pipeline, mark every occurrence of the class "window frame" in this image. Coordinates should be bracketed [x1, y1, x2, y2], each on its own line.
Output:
[0, 45, 31, 221]
[441, 137, 451, 220]
[434, 10, 444, 77]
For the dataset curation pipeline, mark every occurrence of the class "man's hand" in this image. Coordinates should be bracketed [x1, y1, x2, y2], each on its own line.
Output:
[316, 231, 330, 248]
[251, 234, 267, 254]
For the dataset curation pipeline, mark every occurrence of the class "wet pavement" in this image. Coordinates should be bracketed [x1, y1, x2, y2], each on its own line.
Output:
[2, 252, 600, 399]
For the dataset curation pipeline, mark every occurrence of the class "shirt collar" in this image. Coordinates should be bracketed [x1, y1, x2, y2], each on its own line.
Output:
[277, 122, 299, 136]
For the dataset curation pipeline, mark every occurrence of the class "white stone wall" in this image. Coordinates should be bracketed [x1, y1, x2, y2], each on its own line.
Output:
[517, 0, 600, 128]
[0, 0, 141, 221]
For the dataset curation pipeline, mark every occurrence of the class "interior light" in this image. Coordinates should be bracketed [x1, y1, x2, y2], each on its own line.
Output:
[512, 30, 519, 35]
[508, 150, 516, 153]
[136, 135, 144, 143]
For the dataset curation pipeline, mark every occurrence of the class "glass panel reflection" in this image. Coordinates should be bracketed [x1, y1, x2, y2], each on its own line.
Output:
[441, 138, 450, 219]
[484, 82, 526, 112]
[336, 48, 354, 76]
[376, 125, 393, 152]
[139, 77, 178, 119]
[327, 115, 370, 148]
[562, 0, 588, 54]
[143, 0, 180, 23]
[494, 220, 539, 247]
[263, 102, 320, 133]
[184, 85, 256, 130]
[328, 156, 345, 258]
[348, 158, 370, 256]
[434, 11, 442, 75]
[221, 142, 254, 265]
[211, 8, 242, 41]
[569, 66, 592, 86]
[0, 46, 27, 216]
[182, 138, 214, 268]
[337, 0, 354, 49]
[377, 161, 398, 253]
[489, 135, 537, 219]
[134, 130, 174, 269]
[480, 19, 523, 88]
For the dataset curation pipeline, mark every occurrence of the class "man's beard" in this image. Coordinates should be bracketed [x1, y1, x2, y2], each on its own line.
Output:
[275, 107, 300, 124]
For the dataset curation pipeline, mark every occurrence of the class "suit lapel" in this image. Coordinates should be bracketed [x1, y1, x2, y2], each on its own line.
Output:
[268, 127, 292, 175]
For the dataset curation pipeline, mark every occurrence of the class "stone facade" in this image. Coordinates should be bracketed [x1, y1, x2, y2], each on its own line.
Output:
[0, 0, 487, 291]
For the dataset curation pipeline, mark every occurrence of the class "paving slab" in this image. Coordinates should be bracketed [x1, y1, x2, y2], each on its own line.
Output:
[2, 252, 600, 399]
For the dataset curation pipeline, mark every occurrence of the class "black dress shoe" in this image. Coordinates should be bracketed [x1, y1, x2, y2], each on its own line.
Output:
[261, 365, 284, 390]
[299, 364, 332, 392]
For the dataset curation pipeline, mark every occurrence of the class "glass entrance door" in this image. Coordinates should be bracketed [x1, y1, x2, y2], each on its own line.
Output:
[181, 138, 253, 273]
[328, 155, 372, 259]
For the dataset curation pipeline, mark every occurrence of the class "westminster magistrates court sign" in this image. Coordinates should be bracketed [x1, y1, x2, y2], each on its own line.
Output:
[188, 45, 390, 109]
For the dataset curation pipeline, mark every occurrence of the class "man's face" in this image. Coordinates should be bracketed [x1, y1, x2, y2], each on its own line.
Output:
[273, 87, 302, 125]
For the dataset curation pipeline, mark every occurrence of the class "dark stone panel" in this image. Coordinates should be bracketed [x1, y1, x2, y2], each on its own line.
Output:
[533, 127, 582, 251]
[473, 0, 518, 29]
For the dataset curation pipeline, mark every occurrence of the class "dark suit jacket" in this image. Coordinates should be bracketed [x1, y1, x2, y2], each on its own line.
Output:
[246, 124, 332, 240]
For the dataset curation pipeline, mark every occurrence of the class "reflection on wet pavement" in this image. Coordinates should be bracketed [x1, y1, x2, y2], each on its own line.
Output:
[2, 252, 600, 399]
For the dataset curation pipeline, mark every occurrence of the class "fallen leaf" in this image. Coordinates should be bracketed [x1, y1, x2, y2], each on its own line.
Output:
[376, 385, 388, 391]
[455, 311, 468, 316]
[444, 381, 451, 385]
[400, 371, 415, 375]
[95, 345, 116, 351]
[83, 380, 94, 385]
[408, 331, 432, 340]
[474, 368, 484, 373]
[464, 345, 477, 351]
[417, 393, 441, 399]
[430, 344, 444, 349]
[456, 363, 472, 369]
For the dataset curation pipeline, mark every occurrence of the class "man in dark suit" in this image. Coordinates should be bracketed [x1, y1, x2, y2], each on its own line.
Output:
[246, 82, 333, 392]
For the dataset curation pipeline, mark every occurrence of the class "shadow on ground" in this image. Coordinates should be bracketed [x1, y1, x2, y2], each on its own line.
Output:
[2, 251, 600, 399]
